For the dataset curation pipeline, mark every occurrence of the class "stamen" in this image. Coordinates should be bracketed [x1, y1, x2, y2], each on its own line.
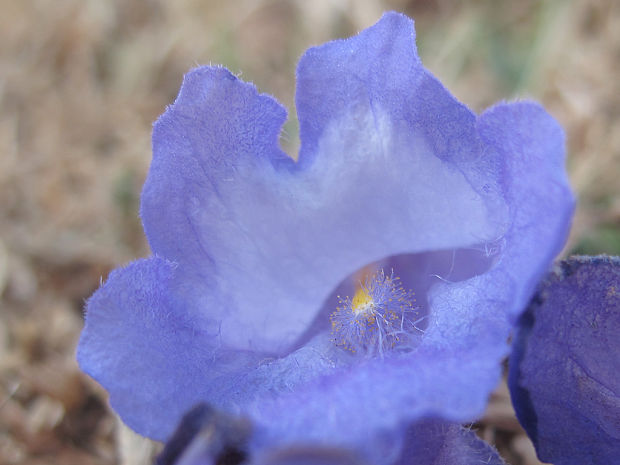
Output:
[330, 269, 421, 357]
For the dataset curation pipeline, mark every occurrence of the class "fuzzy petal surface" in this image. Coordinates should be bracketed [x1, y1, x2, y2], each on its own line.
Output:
[78, 11, 574, 456]
[140, 13, 508, 355]
[395, 420, 505, 465]
[508, 256, 620, 465]
[77, 258, 262, 439]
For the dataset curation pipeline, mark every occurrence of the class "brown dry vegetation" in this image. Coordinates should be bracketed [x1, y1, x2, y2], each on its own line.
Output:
[1, 1, 618, 464]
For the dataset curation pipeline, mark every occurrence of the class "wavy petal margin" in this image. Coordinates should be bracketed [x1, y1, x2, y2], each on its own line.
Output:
[78, 12, 574, 459]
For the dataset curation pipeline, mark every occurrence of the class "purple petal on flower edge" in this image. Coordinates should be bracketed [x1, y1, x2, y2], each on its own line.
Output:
[396, 419, 505, 465]
[157, 402, 506, 465]
[77, 257, 261, 440]
[141, 67, 309, 354]
[508, 256, 620, 465]
[252, 419, 506, 465]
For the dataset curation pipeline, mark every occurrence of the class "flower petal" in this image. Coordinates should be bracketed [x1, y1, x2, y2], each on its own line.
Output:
[157, 404, 505, 465]
[141, 67, 305, 354]
[430, 101, 574, 348]
[77, 257, 261, 440]
[296, 12, 509, 251]
[474, 101, 575, 321]
[140, 14, 512, 355]
[248, 346, 503, 462]
[298, 12, 463, 166]
[508, 256, 620, 465]
[395, 419, 506, 465]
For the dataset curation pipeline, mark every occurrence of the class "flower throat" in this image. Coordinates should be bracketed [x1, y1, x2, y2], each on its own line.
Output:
[330, 269, 422, 357]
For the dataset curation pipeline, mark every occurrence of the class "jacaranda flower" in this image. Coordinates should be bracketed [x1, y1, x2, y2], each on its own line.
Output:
[78, 12, 574, 462]
[509, 256, 620, 465]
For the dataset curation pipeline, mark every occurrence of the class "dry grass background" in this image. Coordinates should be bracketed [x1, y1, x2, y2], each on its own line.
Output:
[0, 0, 618, 464]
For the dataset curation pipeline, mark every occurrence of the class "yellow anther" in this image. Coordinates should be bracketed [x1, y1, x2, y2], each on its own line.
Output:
[351, 287, 373, 314]
[330, 268, 421, 357]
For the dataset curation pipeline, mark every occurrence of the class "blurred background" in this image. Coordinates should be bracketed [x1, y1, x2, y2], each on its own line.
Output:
[0, 0, 618, 464]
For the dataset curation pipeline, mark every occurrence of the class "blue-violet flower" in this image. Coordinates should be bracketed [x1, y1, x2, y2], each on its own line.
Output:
[78, 11, 574, 462]
[509, 256, 620, 465]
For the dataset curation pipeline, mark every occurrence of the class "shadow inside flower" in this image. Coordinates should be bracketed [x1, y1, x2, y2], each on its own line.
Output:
[292, 243, 504, 359]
